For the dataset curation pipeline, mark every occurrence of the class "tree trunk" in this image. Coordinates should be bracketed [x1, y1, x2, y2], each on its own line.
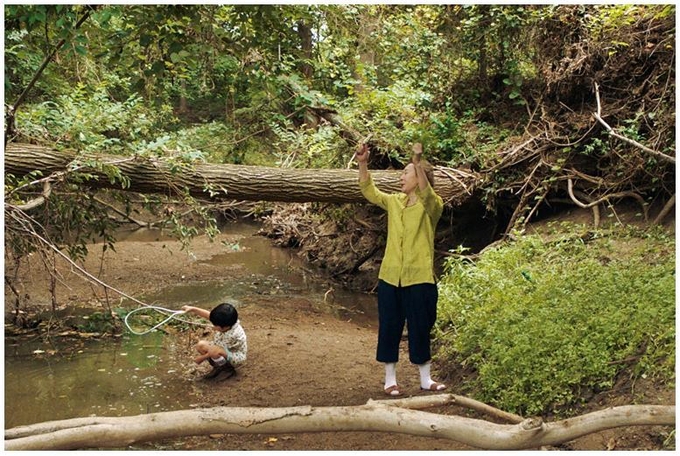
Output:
[297, 20, 314, 79]
[4, 143, 476, 205]
[4, 395, 674, 451]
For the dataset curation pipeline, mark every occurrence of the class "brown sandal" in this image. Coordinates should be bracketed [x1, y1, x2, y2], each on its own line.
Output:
[420, 382, 447, 392]
[384, 384, 403, 397]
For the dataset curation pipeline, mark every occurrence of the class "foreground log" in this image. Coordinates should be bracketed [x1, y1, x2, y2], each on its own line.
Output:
[5, 394, 674, 451]
[4, 143, 477, 205]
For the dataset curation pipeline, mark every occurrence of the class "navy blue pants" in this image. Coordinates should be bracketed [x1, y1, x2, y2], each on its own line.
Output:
[376, 280, 438, 365]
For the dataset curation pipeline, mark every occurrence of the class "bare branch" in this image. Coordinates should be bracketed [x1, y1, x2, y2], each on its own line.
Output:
[10, 181, 52, 211]
[5, 401, 674, 451]
[92, 196, 150, 227]
[652, 194, 675, 225]
[567, 179, 648, 221]
[593, 82, 675, 164]
[5, 209, 151, 308]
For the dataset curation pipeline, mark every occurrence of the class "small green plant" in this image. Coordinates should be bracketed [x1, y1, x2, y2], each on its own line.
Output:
[436, 227, 675, 416]
[77, 311, 118, 334]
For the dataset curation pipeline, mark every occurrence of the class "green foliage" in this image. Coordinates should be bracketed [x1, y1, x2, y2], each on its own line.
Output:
[270, 121, 348, 169]
[16, 82, 175, 154]
[586, 5, 652, 40]
[76, 310, 118, 333]
[436, 225, 675, 416]
[429, 108, 510, 166]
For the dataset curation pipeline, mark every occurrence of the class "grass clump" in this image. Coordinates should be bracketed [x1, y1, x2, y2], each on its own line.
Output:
[435, 225, 675, 416]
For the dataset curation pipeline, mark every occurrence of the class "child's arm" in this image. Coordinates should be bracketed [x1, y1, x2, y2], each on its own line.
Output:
[182, 305, 210, 320]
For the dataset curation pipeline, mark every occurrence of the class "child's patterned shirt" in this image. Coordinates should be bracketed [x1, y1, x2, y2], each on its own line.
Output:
[213, 320, 247, 366]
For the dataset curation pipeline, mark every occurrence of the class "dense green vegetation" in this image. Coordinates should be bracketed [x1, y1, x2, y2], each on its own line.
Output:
[436, 223, 675, 415]
[4, 4, 675, 421]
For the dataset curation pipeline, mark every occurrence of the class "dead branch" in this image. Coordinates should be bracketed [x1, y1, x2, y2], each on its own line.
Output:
[593, 82, 675, 165]
[92, 196, 150, 227]
[567, 178, 648, 221]
[5, 397, 673, 451]
[572, 191, 601, 228]
[652, 194, 675, 225]
[371, 393, 524, 424]
[8, 181, 52, 211]
[5, 209, 152, 309]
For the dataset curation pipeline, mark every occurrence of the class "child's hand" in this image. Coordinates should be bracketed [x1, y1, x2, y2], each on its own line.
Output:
[181, 305, 193, 313]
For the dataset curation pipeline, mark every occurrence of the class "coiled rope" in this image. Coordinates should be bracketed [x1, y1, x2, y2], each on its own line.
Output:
[124, 304, 209, 335]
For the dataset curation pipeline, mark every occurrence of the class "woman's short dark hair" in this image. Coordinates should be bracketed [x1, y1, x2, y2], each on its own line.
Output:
[210, 303, 238, 328]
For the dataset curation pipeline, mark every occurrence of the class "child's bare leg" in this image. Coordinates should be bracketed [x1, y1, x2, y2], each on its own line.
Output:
[192, 341, 234, 381]
[193, 340, 213, 364]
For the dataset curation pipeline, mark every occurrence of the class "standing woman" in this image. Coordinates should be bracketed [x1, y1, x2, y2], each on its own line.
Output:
[356, 142, 447, 397]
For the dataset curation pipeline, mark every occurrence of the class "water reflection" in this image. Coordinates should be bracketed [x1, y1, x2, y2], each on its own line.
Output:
[4, 332, 197, 429]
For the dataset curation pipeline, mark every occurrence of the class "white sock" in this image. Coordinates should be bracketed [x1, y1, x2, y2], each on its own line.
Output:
[384, 362, 397, 389]
[419, 361, 433, 389]
[211, 356, 227, 366]
[419, 361, 446, 390]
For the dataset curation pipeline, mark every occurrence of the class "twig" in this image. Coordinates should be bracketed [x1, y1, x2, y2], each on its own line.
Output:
[92, 196, 149, 227]
[593, 82, 675, 164]
[437, 167, 473, 195]
[6, 210, 150, 308]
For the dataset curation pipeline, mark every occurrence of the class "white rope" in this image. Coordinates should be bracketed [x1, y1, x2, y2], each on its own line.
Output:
[124, 305, 207, 336]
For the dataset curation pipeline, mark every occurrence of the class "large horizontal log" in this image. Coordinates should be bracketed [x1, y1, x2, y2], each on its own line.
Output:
[4, 143, 477, 205]
[4, 396, 674, 450]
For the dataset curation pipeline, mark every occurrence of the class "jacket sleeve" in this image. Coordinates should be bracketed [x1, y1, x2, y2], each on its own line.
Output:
[359, 173, 390, 211]
[416, 184, 444, 222]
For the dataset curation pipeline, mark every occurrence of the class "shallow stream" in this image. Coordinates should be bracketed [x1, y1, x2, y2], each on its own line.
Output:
[4, 222, 376, 432]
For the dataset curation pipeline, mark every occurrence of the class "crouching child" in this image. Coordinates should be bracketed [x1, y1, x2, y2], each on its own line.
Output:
[182, 303, 247, 381]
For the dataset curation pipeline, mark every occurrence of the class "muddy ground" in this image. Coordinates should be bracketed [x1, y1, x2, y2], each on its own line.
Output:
[4, 219, 674, 451]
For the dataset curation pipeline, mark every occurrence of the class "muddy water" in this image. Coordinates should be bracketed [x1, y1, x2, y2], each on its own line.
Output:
[4, 222, 376, 431]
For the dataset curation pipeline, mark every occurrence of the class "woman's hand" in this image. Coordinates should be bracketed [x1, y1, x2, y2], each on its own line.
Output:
[356, 143, 369, 164]
[412, 143, 423, 163]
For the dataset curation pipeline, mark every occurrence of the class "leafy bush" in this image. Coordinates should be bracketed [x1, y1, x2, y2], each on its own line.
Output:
[436, 225, 675, 416]
[15, 81, 175, 153]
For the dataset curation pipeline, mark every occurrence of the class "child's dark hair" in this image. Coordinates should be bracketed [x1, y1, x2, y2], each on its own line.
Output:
[209, 303, 238, 328]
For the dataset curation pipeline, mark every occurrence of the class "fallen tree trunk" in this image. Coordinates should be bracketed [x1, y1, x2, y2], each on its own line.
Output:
[4, 143, 476, 205]
[5, 394, 674, 450]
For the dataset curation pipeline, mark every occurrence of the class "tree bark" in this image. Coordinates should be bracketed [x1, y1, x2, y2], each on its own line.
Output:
[4, 143, 475, 205]
[4, 396, 674, 451]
